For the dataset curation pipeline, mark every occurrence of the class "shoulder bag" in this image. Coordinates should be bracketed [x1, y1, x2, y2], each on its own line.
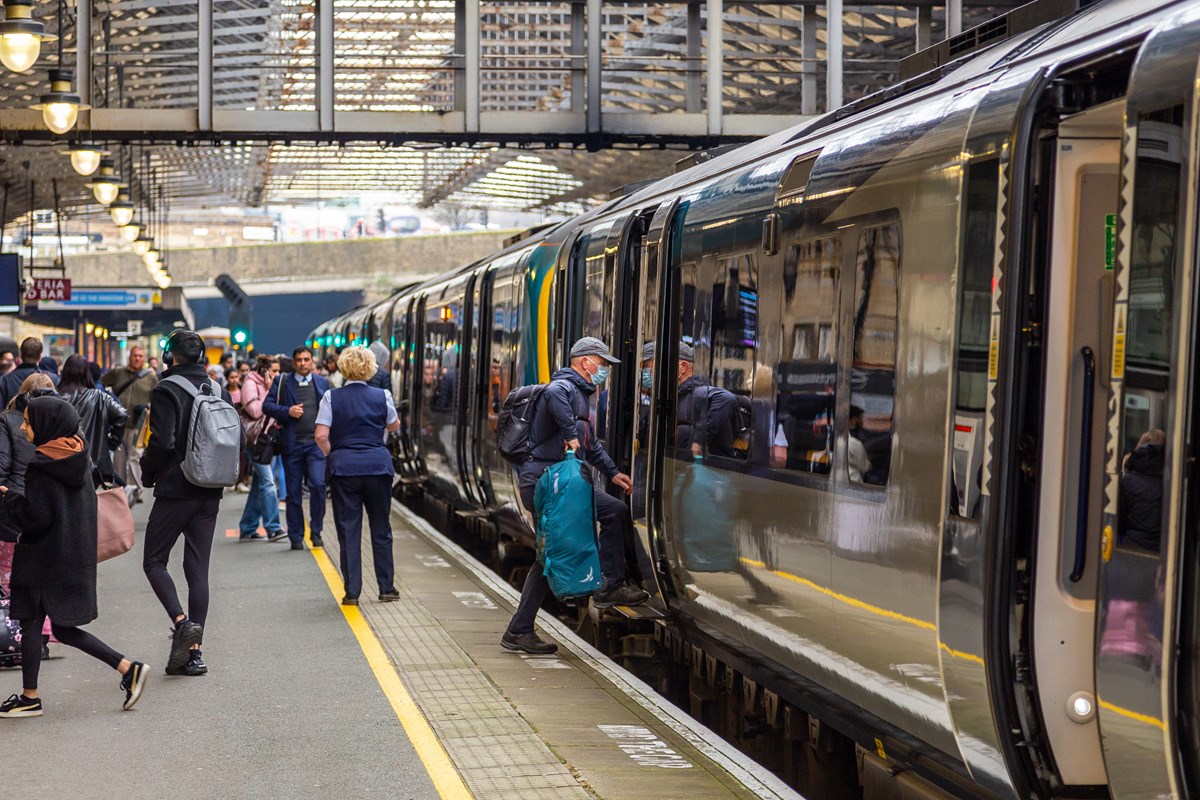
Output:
[96, 484, 135, 561]
[250, 376, 284, 465]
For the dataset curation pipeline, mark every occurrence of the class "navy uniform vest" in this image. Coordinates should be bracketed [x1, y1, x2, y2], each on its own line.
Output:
[326, 382, 394, 477]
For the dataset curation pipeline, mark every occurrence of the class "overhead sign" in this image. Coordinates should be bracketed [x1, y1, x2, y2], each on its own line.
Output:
[25, 278, 71, 302]
[38, 288, 157, 311]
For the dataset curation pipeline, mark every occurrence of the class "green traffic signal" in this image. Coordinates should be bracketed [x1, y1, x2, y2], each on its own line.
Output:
[233, 329, 248, 345]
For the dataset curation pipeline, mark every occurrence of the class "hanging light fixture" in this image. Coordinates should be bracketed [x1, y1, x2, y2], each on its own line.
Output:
[119, 219, 141, 242]
[108, 190, 135, 227]
[142, 247, 160, 268]
[130, 232, 152, 255]
[0, 0, 55, 74]
[30, 68, 87, 134]
[85, 158, 124, 205]
[60, 142, 108, 177]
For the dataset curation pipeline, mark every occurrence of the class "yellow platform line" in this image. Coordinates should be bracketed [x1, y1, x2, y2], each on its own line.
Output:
[306, 536, 474, 800]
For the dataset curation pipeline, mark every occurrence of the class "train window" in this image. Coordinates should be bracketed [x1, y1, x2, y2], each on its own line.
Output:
[773, 237, 839, 475]
[849, 224, 900, 487]
[706, 252, 757, 459]
[950, 159, 999, 518]
[424, 294, 459, 415]
[1118, 107, 1182, 553]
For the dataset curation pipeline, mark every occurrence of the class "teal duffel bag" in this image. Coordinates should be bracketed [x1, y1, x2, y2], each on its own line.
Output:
[535, 451, 602, 599]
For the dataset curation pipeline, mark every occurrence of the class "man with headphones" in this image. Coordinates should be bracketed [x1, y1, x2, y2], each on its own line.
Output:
[140, 329, 233, 677]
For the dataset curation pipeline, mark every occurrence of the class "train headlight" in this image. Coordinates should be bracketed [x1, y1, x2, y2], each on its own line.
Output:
[1067, 691, 1095, 724]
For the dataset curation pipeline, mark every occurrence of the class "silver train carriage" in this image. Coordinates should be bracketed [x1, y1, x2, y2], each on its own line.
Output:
[309, 2, 1200, 797]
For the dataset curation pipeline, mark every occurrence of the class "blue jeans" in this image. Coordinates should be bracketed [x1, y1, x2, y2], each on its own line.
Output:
[273, 455, 286, 500]
[283, 441, 326, 545]
[239, 454, 282, 536]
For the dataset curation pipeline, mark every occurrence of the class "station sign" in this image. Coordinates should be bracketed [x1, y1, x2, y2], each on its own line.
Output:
[37, 288, 158, 311]
[25, 278, 71, 302]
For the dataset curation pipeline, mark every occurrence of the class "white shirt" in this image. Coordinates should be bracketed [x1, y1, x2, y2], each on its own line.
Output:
[315, 380, 399, 428]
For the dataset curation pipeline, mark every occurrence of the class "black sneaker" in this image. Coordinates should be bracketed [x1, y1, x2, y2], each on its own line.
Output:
[501, 630, 558, 655]
[183, 651, 207, 676]
[0, 693, 42, 718]
[166, 620, 203, 674]
[310, 536, 324, 548]
[239, 532, 267, 541]
[289, 542, 305, 551]
[592, 583, 650, 609]
[120, 661, 148, 709]
[266, 530, 288, 543]
[378, 591, 400, 603]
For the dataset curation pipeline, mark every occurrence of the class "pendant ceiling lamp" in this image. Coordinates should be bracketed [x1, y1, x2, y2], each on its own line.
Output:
[108, 190, 135, 227]
[60, 142, 108, 177]
[31, 67, 87, 135]
[0, 0, 55, 74]
[85, 158, 124, 205]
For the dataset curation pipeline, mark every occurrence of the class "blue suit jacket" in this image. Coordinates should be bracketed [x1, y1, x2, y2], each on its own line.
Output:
[263, 372, 332, 454]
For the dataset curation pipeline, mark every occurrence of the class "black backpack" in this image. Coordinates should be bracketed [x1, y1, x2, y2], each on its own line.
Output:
[496, 383, 547, 464]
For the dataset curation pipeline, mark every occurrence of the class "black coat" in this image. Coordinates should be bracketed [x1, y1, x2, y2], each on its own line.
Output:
[0, 409, 35, 494]
[676, 377, 737, 457]
[0, 363, 59, 409]
[518, 367, 618, 490]
[141, 363, 231, 500]
[0, 449, 98, 626]
[62, 388, 127, 485]
[1120, 444, 1164, 551]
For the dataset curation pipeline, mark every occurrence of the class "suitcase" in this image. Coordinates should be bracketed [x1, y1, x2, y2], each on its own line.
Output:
[535, 451, 602, 599]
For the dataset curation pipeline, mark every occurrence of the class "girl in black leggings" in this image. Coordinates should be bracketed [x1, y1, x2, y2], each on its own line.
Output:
[0, 396, 147, 718]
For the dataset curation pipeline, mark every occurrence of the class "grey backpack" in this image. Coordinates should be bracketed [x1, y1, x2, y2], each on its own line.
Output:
[164, 376, 244, 488]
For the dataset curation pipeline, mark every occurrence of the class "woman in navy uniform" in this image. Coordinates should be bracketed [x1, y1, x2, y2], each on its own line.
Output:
[314, 347, 401, 606]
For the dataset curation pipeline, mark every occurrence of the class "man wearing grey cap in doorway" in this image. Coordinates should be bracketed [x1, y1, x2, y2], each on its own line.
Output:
[501, 336, 649, 655]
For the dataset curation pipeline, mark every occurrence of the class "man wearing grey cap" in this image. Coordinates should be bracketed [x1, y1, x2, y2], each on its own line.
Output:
[501, 336, 649, 655]
[642, 341, 738, 457]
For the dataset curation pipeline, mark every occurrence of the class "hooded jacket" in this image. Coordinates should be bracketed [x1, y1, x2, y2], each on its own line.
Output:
[517, 367, 618, 490]
[1120, 443, 1163, 551]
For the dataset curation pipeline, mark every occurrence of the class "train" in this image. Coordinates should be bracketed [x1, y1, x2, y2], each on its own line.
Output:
[308, 2, 1200, 798]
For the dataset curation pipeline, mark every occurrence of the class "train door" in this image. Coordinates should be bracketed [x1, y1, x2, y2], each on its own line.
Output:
[454, 272, 483, 508]
[393, 297, 418, 476]
[410, 293, 429, 475]
[1096, 12, 1200, 800]
[461, 269, 495, 507]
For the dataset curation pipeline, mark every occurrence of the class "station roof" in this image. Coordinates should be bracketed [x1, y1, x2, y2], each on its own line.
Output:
[0, 1, 1016, 220]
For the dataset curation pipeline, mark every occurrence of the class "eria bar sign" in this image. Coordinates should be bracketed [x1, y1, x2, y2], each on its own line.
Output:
[25, 278, 71, 302]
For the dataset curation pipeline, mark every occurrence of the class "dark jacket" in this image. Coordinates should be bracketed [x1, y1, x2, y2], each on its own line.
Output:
[367, 367, 390, 391]
[518, 367, 618, 490]
[1120, 444, 1163, 551]
[0, 363, 60, 408]
[676, 377, 737, 457]
[62, 388, 128, 485]
[0, 409, 35, 494]
[0, 448, 98, 626]
[263, 371, 332, 454]
[141, 363, 232, 500]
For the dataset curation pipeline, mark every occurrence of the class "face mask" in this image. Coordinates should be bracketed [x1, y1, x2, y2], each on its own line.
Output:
[641, 368, 652, 389]
[591, 362, 610, 386]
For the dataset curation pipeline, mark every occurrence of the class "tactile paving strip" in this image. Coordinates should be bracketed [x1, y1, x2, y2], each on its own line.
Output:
[320, 531, 590, 800]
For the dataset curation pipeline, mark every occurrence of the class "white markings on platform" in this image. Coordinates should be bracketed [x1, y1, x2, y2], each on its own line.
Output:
[416, 554, 451, 568]
[597, 725, 693, 769]
[518, 654, 570, 669]
[452, 591, 497, 610]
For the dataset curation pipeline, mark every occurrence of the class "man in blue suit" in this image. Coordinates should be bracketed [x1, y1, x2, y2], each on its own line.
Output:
[264, 346, 331, 550]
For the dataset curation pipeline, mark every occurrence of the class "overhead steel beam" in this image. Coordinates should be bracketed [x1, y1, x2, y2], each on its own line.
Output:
[586, 0, 601, 132]
[199, 0, 213, 130]
[77, 0, 93, 108]
[465, 0, 480, 132]
[318, 0, 334, 131]
[827, 0, 843, 110]
[706, 0, 722, 134]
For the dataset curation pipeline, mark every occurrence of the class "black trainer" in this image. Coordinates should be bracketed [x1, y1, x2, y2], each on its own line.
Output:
[289, 542, 305, 551]
[238, 532, 267, 542]
[341, 595, 359, 606]
[592, 583, 650, 609]
[0, 693, 42, 718]
[310, 536, 324, 548]
[266, 530, 288, 543]
[379, 591, 400, 603]
[183, 651, 207, 676]
[501, 630, 558, 655]
[121, 661, 149, 709]
[166, 620, 203, 674]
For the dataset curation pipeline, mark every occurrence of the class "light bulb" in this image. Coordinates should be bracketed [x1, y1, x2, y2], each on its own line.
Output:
[155, 274, 171, 289]
[69, 149, 101, 176]
[142, 249, 160, 267]
[93, 182, 118, 205]
[131, 236, 151, 256]
[119, 222, 141, 243]
[108, 191, 135, 227]
[41, 101, 77, 135]
[0, 32, 39, 73]
[85, 157, 123, 205]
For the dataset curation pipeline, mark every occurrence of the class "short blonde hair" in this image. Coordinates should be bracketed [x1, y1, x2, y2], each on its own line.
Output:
[6, 373, 53, 412]
[337, 346, 377, 383]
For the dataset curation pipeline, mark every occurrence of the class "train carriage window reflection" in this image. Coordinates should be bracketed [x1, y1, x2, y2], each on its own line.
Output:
[705, 253, 757, 459]
[1118, 108, 1182, 552]
[951, 160, 999, 518]
[850, 224, 900, 487]
[774, 237, 839, 474]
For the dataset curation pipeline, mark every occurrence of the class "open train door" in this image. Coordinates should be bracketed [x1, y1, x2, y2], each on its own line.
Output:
[1097, 10, 1200, 799]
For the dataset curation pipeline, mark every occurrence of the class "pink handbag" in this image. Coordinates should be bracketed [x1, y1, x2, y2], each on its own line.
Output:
[96, 486, 135, 562]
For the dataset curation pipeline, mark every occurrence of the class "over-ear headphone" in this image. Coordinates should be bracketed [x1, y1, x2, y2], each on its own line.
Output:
[162, 329, 201, 366]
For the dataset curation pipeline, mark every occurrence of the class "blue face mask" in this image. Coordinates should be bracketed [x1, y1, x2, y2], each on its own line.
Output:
[591, 363, 610, 386]
[641, 368, 652, 389]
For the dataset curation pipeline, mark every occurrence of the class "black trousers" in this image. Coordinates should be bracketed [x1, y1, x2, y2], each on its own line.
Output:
[330, 473, 395, 599]
[142, 496, 221, 628]
[507, 485, 631, 635]
[20, 610, 122, 691]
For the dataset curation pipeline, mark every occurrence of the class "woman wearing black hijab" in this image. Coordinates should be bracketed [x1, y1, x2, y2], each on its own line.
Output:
[0, 396, 147, 718]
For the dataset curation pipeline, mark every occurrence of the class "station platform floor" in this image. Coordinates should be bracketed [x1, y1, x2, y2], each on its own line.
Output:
[2, 491, 799, 800]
